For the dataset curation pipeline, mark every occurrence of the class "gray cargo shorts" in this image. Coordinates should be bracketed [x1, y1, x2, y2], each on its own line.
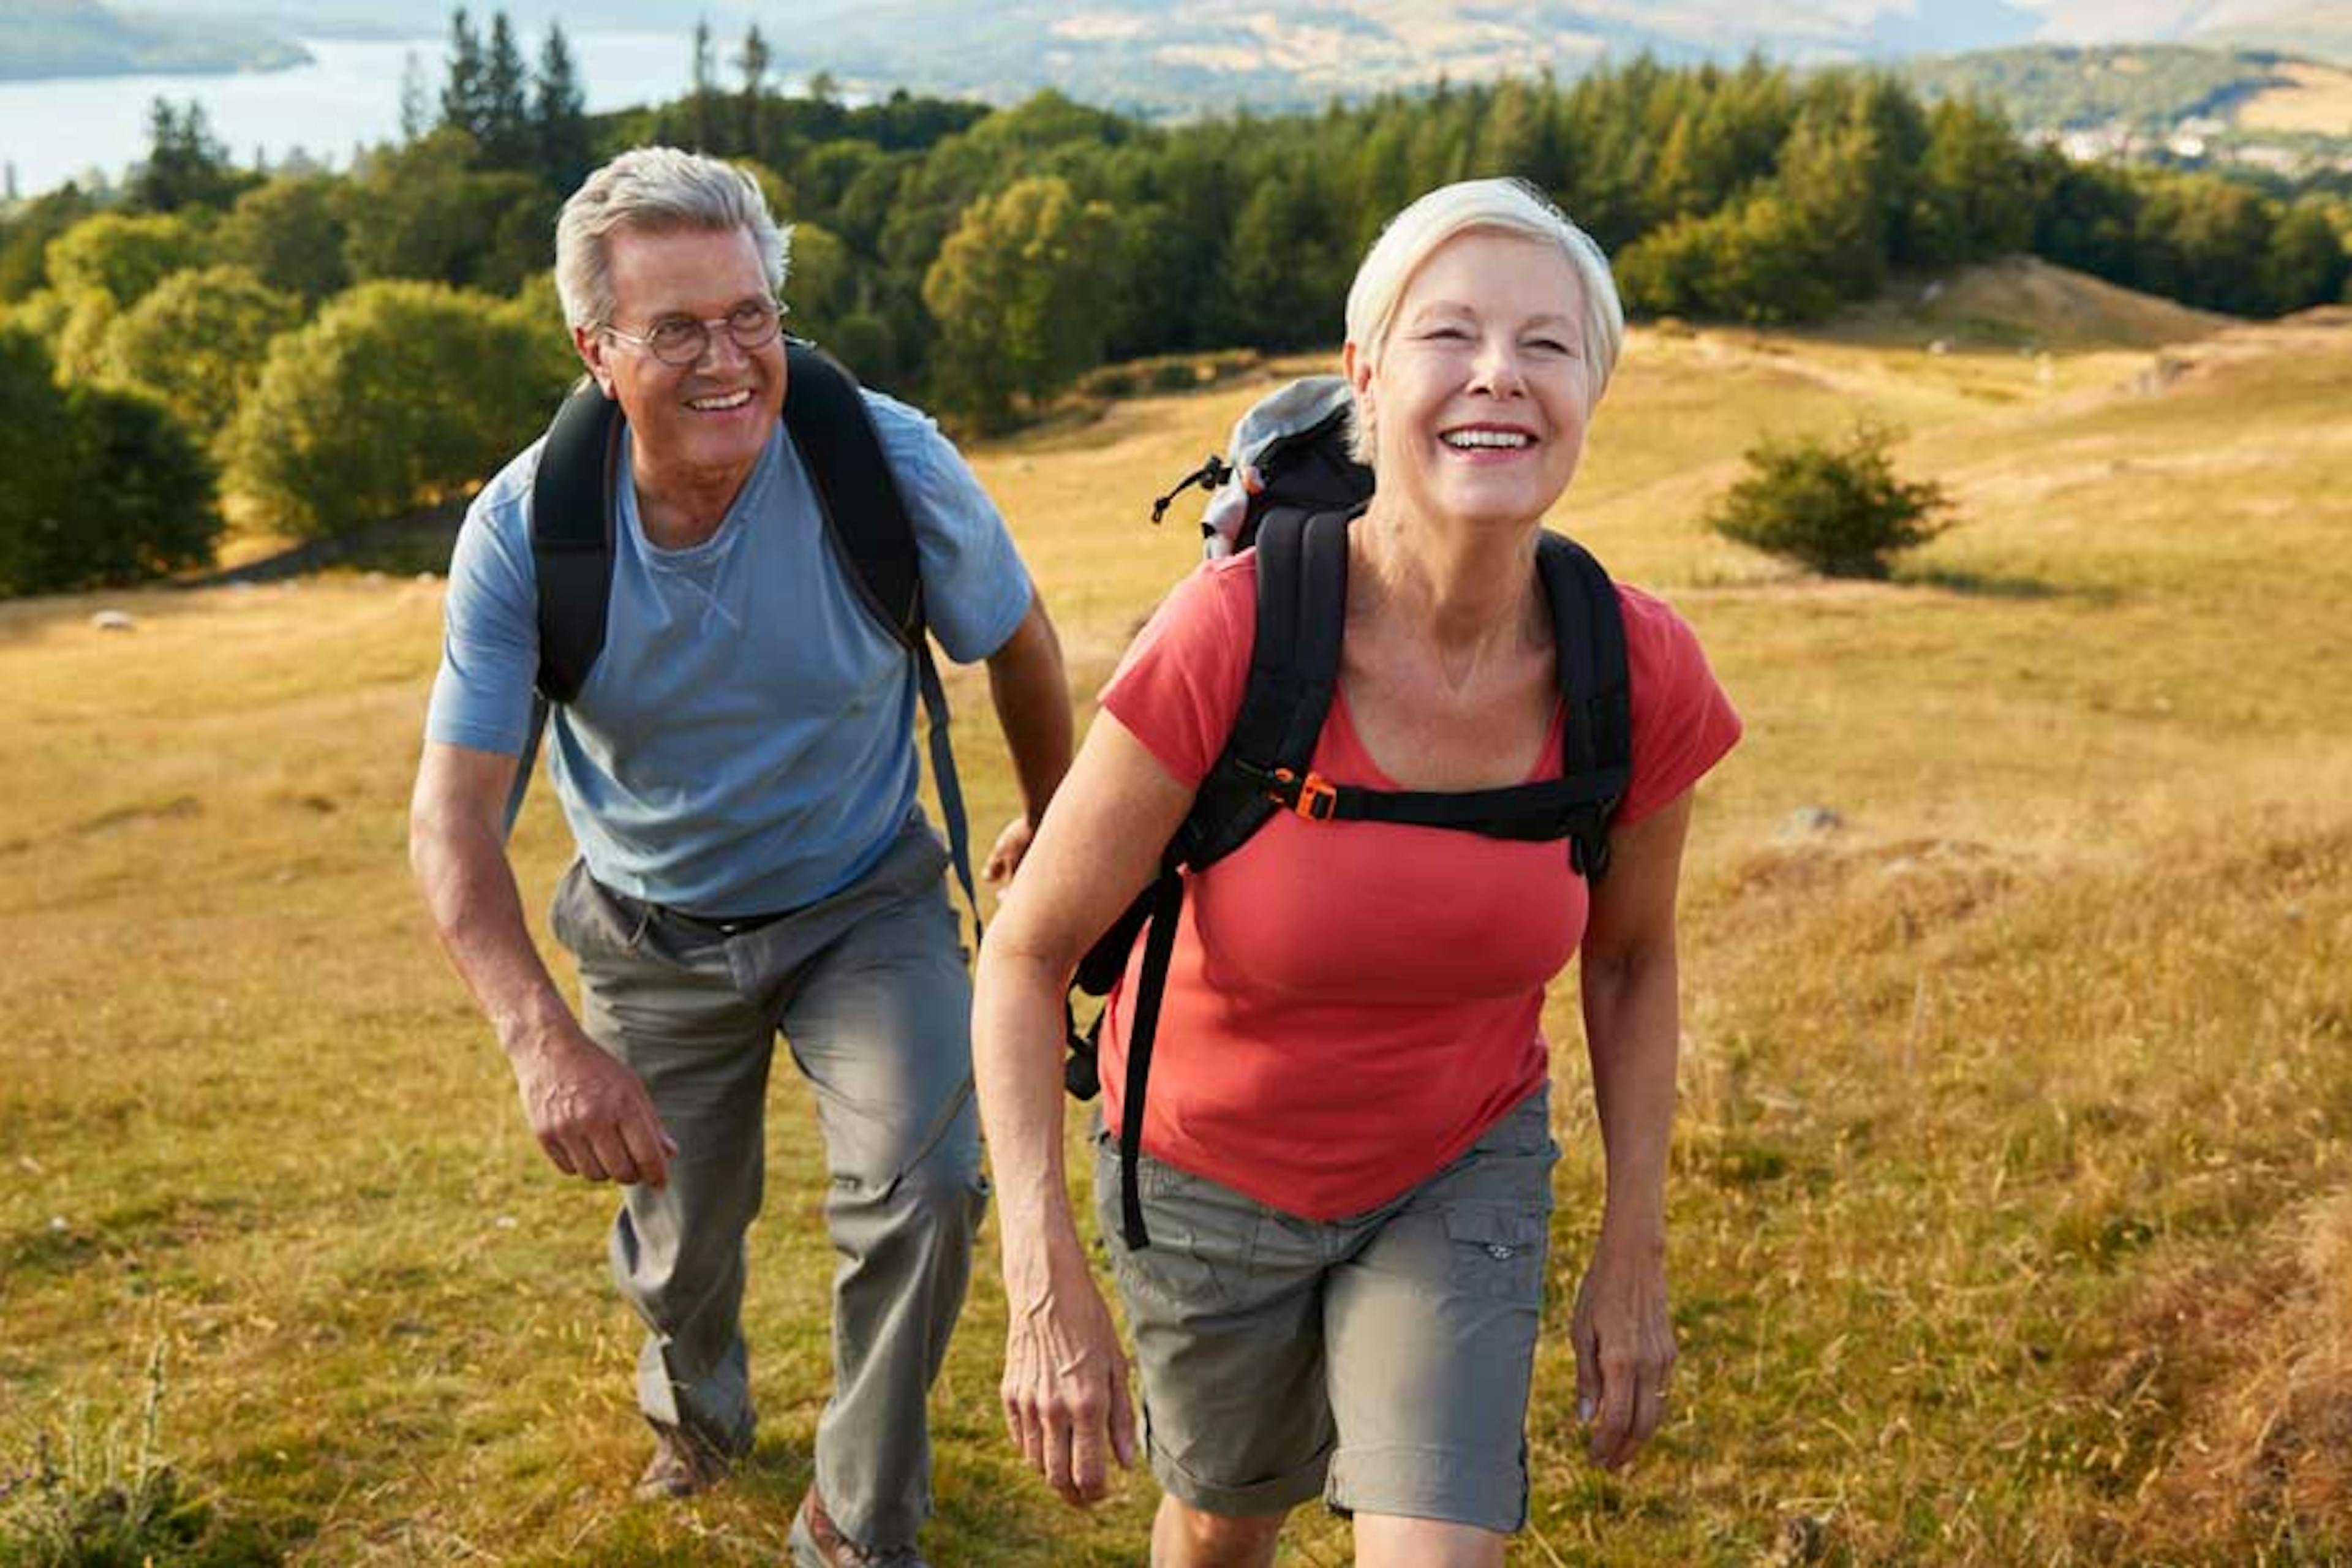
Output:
[1091, 1087, 1559, 1534]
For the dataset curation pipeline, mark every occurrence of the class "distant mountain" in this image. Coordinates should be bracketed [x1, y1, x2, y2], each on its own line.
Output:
[1, 0, 308, 80]
[81, 1, 2352, 107]
[1905, 43, 2352, 174]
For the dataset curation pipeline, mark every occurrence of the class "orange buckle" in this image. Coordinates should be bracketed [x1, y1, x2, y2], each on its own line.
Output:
[1272, 767, 1338, 822]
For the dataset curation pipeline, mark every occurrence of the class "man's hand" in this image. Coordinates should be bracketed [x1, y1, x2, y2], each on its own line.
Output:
[1001, 1250, 1137, 1507]
[984, 814, 1036, 885]
[512, 1024, 676, 1188]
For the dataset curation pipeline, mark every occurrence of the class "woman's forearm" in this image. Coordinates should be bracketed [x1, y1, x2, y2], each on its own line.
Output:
[973, 942, 1094, 1296]
[1579, 941, 1681, 1250]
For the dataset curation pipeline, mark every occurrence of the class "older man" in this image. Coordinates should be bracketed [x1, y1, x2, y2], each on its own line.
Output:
[409, 147, 1070, 1567]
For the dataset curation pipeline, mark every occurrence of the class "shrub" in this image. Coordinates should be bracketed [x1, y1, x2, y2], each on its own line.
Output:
[1707, 423, 1953, 579]
[225, 280, 577, 538]
[0, 1344, 213, 1565]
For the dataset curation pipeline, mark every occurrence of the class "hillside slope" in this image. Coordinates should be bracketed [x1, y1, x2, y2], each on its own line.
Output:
[2, 305, 2347, 1564]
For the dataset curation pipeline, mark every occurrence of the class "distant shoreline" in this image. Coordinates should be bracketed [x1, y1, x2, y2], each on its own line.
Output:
[0, 24, 316, 85]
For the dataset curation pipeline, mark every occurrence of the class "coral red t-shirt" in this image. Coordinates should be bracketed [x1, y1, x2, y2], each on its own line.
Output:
[1096, 549, 1742, 1220]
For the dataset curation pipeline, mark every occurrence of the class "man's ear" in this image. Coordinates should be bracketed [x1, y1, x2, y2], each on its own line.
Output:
[573, 324, 617, 398]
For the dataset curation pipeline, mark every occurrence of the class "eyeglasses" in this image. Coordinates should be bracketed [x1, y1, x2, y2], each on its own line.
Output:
[600, 299, 786, 366]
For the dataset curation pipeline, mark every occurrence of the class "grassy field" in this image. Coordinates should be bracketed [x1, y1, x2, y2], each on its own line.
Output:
[3, 268, 2349, 1565]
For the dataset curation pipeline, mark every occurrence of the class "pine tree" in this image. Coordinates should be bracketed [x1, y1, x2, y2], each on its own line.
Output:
[479, 11, 533, 170]
[533, 22, 592, 193]
[440, 9, 487, 140]
[133, 98, 241, 213]
[688, 20, 719, 149]
[399, 48, 431, 143]
[737, 24, 772, 161]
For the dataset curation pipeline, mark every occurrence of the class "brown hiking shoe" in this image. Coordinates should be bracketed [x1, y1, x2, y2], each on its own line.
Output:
[790, 1485, 928, 1567]
[631, 1422, 735, 1501]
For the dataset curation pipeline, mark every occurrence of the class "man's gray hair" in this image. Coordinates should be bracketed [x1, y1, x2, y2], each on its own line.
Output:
[554, 146, 791, 331]
[1342, 178, 1624, 465]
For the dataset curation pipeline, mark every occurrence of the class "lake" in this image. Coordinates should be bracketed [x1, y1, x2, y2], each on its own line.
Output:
[0, 31, 756, 198]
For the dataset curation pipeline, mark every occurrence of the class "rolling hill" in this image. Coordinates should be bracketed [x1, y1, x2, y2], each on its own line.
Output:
[4, 262, 2348, 1558]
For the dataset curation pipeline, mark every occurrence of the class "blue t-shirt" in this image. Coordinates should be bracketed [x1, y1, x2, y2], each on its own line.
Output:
[426, 389, 1033, 914]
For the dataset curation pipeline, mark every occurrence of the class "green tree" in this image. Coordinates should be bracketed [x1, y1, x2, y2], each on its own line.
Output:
[1708, 423, 1953, 579]
[1912, 97, 2034, 266]
[53, 287, 121, 380]
[0, 325, 79, 593]
[94, 265, 301, 449]
[339, 129, 556, 296]
[737, 24, 772, 162]
[783, 219, 852, 331]
[2261, 201, 2348, 314]
[0, 184, 98, 301]
[226, 280, 575, 537]
[46, 211, 205, 311]
[216, 173, 350, 304]
[533, 22, 592, 193]
[478, 12, 533, 171]
[1772, 102, 1892, 298]
[399, 48, 432, 141]
[54, 380, 222, 589]
[132, 97, 248, 213]
[2134, 173, 2275, 316]
[0, 325, 221, 597]
[440, 9, 488, 140]
[688, 20, 720, 149]
[922, 176, 1117, 431]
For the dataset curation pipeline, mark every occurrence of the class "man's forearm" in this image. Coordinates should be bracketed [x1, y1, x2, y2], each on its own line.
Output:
[987, 599, 1074, 824]
[410, 809, 575, 1060]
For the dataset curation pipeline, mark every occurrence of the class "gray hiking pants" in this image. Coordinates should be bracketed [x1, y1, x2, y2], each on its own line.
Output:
[549, 821, 987, 1550]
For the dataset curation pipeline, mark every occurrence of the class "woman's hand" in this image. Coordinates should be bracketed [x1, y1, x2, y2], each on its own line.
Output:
[1001, 1248, 1137, 1506]
[1570, 1235, 1675, 1470]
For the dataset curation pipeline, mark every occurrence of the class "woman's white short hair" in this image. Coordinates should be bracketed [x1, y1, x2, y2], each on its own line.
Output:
[1343, 178, 1624, 464]
[554, 146, 791, 331]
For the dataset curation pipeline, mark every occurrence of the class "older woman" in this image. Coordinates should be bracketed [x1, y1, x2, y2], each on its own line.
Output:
[972, 179, 1741, 1567]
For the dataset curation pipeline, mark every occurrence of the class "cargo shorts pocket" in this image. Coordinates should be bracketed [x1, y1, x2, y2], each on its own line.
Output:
[1442, 1205, 1548, 1305]
[1093, 1129, 1256, 1316]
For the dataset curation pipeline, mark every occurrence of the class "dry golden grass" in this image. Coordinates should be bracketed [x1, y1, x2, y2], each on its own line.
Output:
[4, 263, 2349, 1563]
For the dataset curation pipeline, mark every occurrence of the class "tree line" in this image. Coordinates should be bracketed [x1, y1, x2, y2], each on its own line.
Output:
[1, 18, 2348, 594]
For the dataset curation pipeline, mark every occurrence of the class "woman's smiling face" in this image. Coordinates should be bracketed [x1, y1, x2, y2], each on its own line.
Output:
[1348, 228, 1595, 532]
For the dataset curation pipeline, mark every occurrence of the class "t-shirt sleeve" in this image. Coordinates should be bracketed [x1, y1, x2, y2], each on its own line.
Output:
[423, 459, 542, 758]
[1613, 585, 1743, 828]
[1098, 557, 1256, 788]
[867, 389, 1035, 664]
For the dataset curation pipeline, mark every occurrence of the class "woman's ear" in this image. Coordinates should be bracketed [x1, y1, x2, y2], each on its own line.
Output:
[1343, 340, 1375, 445]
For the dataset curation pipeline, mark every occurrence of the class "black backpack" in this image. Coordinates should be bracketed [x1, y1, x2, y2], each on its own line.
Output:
[504, 341, 978, 924]
[1077, 376, 1632, 1249]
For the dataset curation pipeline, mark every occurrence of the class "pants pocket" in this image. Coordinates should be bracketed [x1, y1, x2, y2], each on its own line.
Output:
[1441, 1204, 1548, 1305]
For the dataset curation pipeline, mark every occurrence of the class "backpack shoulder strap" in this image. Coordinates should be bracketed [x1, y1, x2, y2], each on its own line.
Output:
[782, 340, 923, 646]
[530, 377, 625, 705]
[1536, 530, 1632, 879]
[505, 379, 622, 837]
[780, 341, 979, 929]
[1177, 505, 1354, 869]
